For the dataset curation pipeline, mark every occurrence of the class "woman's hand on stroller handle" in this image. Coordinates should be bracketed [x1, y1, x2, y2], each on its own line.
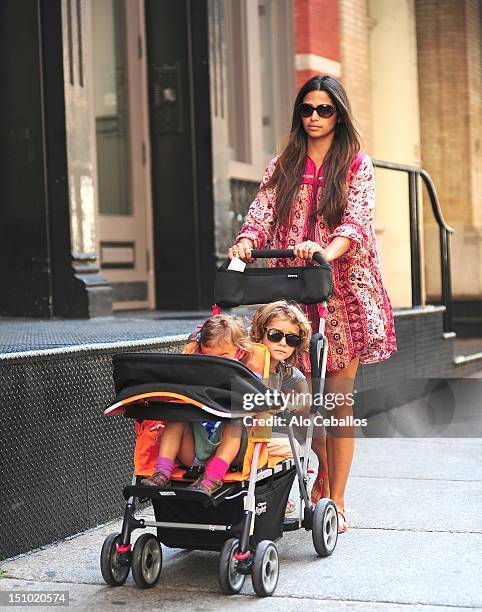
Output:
[254, 248, 329, 266]
[293, 241, 331, 263]
[229, 239, 254, 262]
[228, 243, 329, 267]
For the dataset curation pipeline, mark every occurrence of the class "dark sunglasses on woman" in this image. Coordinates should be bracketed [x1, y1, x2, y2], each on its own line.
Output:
[298, 102, 337, 119]
[265, 328, 303, 348]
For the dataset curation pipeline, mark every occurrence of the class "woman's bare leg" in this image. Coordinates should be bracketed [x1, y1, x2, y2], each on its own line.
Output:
[311, 434, 330, 500]
[300, 378, 330, 500]
[325, 356, 360, 523]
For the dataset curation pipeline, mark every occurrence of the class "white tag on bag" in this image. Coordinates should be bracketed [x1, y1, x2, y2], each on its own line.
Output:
[227, 257, 246, 272]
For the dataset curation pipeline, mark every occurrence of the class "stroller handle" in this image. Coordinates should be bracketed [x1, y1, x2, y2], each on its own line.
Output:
[251, 249, 328, 267]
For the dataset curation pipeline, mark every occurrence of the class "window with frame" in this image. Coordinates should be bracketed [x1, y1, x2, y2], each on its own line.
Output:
[225, 0, 294, 181]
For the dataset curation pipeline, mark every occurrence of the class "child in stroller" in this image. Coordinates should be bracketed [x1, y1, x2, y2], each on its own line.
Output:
[140, 314, 256, 495]
[142, 303, 313, 495]
[251, 300, 310, 406]
[251, 300, 330, 503]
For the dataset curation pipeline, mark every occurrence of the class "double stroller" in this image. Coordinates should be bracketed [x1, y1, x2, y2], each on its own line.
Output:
[100, 249, 337, 597]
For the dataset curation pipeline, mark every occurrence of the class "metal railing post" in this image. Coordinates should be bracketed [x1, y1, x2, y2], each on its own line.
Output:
[408, 171, 422, 306]
[440, 227, 453, 334]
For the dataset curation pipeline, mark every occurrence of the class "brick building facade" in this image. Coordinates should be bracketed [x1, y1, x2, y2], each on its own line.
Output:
[416, 0, 482, 333]
[1, 0, 480, 336]
[288, 0, 482, 334]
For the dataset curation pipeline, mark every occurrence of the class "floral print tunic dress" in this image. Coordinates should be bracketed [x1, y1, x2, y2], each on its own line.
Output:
[237, 153, 398, 373]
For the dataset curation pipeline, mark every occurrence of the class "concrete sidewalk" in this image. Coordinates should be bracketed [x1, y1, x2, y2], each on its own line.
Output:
[1, 435, 481, 611]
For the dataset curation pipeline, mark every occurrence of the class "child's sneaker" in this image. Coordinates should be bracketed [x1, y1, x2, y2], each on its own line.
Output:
[140, 471, 171, 487]
[187, 474, 223, 496]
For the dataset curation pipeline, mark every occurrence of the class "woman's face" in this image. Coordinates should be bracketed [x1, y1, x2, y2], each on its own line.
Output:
[300, 90, 338, 140]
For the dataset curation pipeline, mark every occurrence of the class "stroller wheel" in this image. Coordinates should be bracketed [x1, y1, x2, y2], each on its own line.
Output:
[131, 534, 162, 588]
[100, 533, 130, 586]
[218, 538, 246, 594]
[312, 499, 338, 556]
[251, 540, 279, 597]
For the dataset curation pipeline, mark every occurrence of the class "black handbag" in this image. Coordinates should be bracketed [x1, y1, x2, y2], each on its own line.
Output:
[214, 249, 333, 308]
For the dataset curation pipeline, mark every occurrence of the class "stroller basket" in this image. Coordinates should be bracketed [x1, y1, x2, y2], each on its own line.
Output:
[149, 467, 297, 552]
[214, 248, 333, 307]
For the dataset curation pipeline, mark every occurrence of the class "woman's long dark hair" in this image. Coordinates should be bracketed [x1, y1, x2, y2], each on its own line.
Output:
[264, 75, 361, 229]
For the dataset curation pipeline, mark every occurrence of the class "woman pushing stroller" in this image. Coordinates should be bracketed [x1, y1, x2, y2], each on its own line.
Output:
[229, 75, 398, 531]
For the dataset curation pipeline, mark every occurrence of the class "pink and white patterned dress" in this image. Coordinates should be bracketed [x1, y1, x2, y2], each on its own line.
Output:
[237, 153, 398, 373]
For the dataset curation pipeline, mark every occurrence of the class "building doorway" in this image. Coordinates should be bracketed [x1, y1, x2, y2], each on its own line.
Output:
[92, 0, 154, 310]
[144, 0, 215, 310]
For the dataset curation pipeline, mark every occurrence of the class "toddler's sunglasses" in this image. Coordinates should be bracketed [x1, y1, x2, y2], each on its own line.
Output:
[298, 103, 337, 118]
[265, 328, 303, 348]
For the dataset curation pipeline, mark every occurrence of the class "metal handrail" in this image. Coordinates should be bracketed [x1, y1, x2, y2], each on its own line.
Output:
[373, 159, 455, 334]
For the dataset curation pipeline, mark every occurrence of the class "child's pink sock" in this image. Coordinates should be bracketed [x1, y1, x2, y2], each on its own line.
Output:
[205, 457, 229, 481]
[155, 456, 175, 477]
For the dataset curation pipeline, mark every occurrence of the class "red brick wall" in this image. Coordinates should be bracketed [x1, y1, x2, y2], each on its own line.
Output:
[295, 68, 318, 89]
[294, 0, 340, 59]
[294, 0, 341, 91]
